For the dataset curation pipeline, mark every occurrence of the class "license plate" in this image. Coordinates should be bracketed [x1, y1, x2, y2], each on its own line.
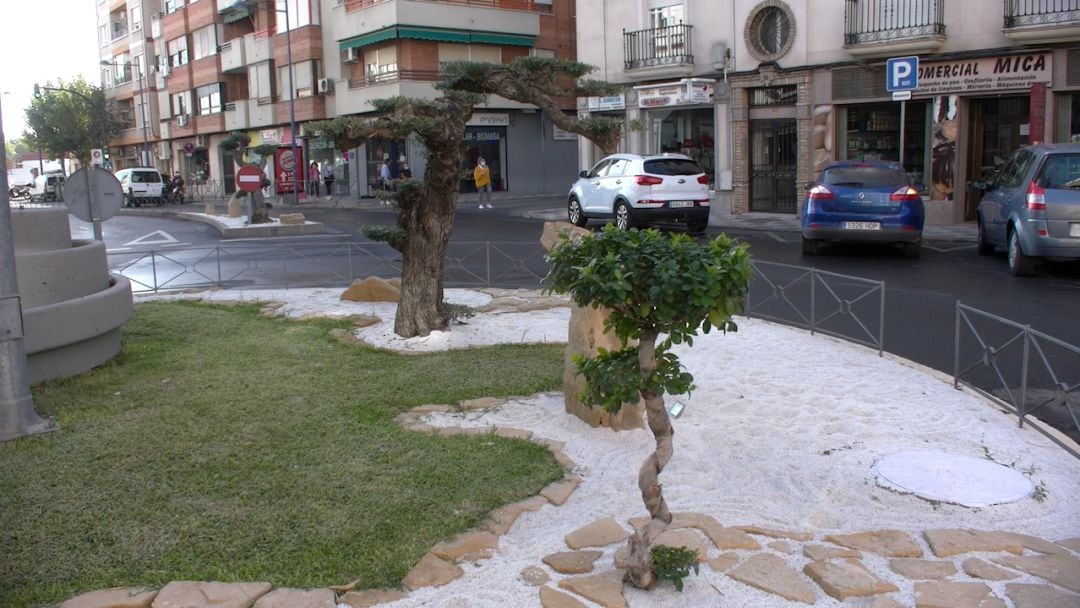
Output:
[843, 221, 881, 231]
[1070, 223, 1080, 237]
[669, 201, 694, 208]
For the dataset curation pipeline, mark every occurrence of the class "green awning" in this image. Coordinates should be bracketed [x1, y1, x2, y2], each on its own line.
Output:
[339, 26, 534, 52]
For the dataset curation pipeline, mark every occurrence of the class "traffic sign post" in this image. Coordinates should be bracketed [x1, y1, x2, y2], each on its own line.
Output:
[886, 57, 919, 167]
[236, 165, 264, 193]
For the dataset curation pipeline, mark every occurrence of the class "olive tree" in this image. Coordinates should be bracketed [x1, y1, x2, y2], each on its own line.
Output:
[545, 226, 752, 589]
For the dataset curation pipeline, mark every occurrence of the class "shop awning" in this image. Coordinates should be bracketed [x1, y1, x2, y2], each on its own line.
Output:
[339, 26, 534, 52]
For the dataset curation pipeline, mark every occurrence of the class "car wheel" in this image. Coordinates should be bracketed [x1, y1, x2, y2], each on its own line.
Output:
[976, 217, 994, 256]
[568, 197, 587, 227]
[801, 236, 820, 255]
[686, 217, 708, 234]
[1007, 227, 1035, 276]
[902, 240, 921, 258]
[614, 201, 633, 231]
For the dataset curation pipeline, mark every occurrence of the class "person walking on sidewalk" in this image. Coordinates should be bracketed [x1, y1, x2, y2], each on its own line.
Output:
[473, 157, 492, 209]
[321, 160, 335, 199]
[308, 161, 320, 198]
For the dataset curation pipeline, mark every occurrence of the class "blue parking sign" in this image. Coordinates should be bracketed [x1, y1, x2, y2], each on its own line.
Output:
[886, 56, 919, 92]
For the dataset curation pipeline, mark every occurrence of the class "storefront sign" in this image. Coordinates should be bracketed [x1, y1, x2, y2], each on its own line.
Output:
[552, 125, 578, 140]
[273, 147, 303, 194]
[916, 53, 1051, 96]
[467, 113, 510, 127]
[586, 95, 626, 111]
[260, 129, 281, 144]
[464, 129, 505, 142]
[635, 78, 715, 109]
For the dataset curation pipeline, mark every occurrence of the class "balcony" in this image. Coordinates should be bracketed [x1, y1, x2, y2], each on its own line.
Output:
[338, 71, 441, 114]
[623, 24, 694, 78]
[249, 97, 276, 128]
[844, 0, 945, 59]
[244, 30, 274, 65]
[1004, 0, 1080, 43]
[338, 0, 539, 47]
[220, 38, 247, 73]
[225, 100, 250, 130]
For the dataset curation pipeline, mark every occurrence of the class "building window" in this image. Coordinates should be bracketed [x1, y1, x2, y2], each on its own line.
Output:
[744, 1, 795, 62]
[173, 91, 194, 118]
[168, 36, 189, 68]
[110, 8, 128, 40]
[649, 1, 684, 29]
[249, 62, 273, 102]
[131, 8, 142, 32]
[193, 25, 218, 60]
[364, 46, 398, 82]
[749, 85, 796, 106]
[165, 0, 184, 14]
[197, 83, 223, 115]
[438, 43, 501, 64]
[277, 60, 318, 99]
[840, 102, 929, 189]
[277, 0, 317, 32]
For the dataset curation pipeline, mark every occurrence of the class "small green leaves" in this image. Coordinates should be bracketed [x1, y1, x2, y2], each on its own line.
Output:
[651, 545, 700, 592]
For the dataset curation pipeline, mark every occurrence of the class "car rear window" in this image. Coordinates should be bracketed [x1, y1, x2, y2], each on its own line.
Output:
[644, 159, 703, 176]
[1037, 153, 1080, 190]
[131, 171, 162, 183]
[822, 167, 908, 188]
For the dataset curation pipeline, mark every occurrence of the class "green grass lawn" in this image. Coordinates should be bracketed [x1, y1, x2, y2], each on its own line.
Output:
[0, 302, 565, 608]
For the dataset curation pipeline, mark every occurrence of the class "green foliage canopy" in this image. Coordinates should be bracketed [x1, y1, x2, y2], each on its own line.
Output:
[545, 226, 752, 412]
[23, 76, 124, 165]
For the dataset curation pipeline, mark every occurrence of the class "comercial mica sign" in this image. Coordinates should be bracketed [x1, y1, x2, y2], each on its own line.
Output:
[915, 53, 1051, 96]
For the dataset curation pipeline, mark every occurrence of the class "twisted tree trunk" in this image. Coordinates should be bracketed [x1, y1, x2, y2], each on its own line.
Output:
[624, 329, 674, 589]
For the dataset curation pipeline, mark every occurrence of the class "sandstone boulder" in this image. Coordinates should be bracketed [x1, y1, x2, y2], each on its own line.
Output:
[341, 277, 401, 302]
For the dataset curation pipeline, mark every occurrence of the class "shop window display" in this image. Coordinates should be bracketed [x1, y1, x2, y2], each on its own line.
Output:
[652, 108, 714, 186]
[842, 102, 929, 190]
[366, 138, 407, 197]
[461, 127, 506, 193]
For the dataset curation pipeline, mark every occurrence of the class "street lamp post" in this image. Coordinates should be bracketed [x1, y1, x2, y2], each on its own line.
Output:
[101, 60, 152, 167]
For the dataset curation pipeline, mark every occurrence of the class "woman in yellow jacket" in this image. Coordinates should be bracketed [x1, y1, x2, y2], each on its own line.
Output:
[473, 157, 493, 209]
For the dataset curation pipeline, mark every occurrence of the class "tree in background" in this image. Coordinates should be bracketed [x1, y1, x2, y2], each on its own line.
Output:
[545, 226, 752, 589]
[24, 76, 123, 166]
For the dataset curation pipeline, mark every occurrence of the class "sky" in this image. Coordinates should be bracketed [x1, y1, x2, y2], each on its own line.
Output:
[0, 0, 101, 141]
[140, 286, 1080, 607]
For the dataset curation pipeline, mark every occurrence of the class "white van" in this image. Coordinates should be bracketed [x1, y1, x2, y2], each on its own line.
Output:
[114, 168, 165, 206]
[30, 173, 65, 202]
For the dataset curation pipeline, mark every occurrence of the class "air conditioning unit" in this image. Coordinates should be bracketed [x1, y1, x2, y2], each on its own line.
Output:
[177, 114, 189, 127]
[317, 78, 334, 94]
[343, 47, 361, 63]
[159, 142, 171, 159]
[194, 135, 207, 147]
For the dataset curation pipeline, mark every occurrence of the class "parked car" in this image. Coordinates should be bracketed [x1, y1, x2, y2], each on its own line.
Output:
[29, 173, 65, 202]
[114, 167, 165, 206]
[800, 160, 925, 257]
[975, 143, 1080, 276]
[567, 153, 711, 233]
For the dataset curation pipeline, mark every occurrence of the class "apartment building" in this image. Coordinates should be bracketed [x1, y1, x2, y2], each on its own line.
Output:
[96, 0, 577, 196]
[575, 0, 1080, 224]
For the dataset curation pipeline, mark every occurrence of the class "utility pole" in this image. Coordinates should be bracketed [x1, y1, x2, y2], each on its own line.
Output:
[0, 94, 53, 441]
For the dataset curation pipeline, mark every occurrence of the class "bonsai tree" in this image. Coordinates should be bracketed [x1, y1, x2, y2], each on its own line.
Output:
[440, 56, 626, 155]
[219, 133, 272, 224]
[545, 226, 752, 589]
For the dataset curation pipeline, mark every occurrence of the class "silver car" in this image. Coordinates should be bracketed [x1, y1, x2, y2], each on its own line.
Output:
[567, 153, 711, 233]
[976, 144, 1080, 275]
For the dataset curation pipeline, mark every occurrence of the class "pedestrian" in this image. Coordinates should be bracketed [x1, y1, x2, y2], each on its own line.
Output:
[308, 161, 320, 197]
[378, 156, 392, 205]
[321, 159, 335, 199]
[473, 157, 492, 209]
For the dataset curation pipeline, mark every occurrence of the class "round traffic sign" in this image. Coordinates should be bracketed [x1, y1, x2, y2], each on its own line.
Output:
[65, 167, 123, 222]
[236, 164, 264, 193]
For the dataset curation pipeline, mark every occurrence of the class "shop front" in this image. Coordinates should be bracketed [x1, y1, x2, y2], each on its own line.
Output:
[633, 78, 717, 187]
[460, 113, 509, 194]
[823, 51, 1052, 223]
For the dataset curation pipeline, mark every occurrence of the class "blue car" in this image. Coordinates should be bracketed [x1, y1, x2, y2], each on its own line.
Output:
[800, 161, 925, 257]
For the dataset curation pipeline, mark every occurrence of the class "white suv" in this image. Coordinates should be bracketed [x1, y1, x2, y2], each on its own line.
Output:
[114, 167, 165, 206]
[567, 153, 711, 232]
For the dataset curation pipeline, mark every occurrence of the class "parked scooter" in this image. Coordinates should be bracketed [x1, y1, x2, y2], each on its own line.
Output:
[8, 184, 32, 201]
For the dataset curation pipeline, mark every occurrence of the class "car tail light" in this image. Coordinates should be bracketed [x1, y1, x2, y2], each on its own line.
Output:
[889, 186, 921, 202]
[697, 175, 709, 185]
[807, 185, 834, 200]
[1026, 182, 1046, 210]
[635, 175, 663, 186]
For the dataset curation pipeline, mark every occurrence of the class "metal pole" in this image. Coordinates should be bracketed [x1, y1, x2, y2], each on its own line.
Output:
[898, 99, 906, 167]
[0, 94, 53, 441]
[284, 0, 300, 204]
[138, 63, 151, 167]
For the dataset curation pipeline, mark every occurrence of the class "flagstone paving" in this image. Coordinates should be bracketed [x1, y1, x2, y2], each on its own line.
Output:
[58, 397, 1080, 608]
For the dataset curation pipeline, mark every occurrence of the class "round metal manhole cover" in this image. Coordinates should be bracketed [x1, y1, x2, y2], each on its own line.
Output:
[873, 451, 1033, 507]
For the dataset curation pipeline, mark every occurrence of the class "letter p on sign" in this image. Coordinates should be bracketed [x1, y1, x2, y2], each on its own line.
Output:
[886, 56, 919, 92]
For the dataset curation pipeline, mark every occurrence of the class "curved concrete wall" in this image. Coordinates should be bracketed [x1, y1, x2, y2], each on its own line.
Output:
[12, 208, 134, 384]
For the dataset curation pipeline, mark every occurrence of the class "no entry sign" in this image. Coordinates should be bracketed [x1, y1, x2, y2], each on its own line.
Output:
[236, 164, 264, 193]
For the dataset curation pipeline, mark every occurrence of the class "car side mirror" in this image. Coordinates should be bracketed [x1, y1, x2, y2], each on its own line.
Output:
[579, 170, 588, 178]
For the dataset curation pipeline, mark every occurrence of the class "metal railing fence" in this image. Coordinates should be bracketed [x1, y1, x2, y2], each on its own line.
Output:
[953, 303, 1080, 457]
[1004, 0, 1080, 28]
[844, 0, 945, 45]
[745, 260, 886, 354]
[623, 24, 694, 70]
